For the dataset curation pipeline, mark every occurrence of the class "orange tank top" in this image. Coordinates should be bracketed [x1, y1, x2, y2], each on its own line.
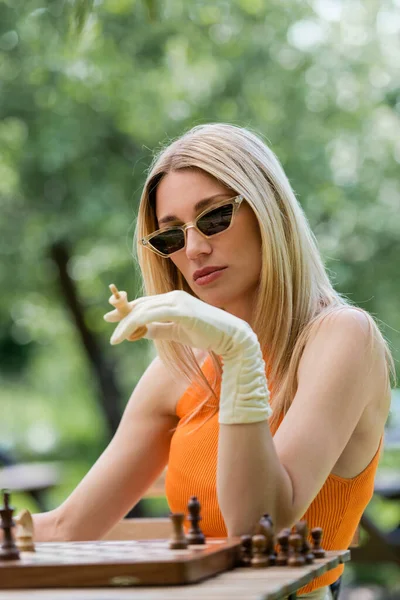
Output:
[165, 356, 382, 594]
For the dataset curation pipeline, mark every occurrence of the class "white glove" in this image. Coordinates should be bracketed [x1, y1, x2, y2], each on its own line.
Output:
[104, 290, 272, 425]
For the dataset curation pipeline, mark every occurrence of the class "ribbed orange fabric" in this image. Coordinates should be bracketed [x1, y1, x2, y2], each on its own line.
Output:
[165, 356, 382, 594]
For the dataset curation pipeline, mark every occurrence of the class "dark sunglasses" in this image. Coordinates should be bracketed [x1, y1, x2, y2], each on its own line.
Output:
[141, 195, 245, 257]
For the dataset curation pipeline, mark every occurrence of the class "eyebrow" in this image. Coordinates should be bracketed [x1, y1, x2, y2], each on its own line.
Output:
[157, 194, 230, 226]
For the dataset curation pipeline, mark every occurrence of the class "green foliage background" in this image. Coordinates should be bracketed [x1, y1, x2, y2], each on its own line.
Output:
[0, 0, 399, 587]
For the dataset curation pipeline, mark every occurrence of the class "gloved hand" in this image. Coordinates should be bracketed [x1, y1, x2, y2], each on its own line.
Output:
[104, 290, 272, 425]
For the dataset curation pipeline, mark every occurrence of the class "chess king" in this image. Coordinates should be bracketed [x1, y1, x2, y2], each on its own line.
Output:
[33, 124, 393, 599]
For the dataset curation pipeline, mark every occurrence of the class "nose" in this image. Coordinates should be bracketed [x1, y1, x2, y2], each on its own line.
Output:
[185, 226, 212, 259]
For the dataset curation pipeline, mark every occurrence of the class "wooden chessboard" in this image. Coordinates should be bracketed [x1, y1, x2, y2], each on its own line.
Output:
[0, 538, 243, 589]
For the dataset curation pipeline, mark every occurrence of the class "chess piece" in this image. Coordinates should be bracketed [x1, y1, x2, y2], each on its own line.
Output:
[276, 528, 291, 566]
[15, 509, 35, 552]
[108, 284, 147, 341]
[288, 532, 305, 566]
[261, 513, 273, 527]
[240, 534, 252, 566]
[255, 515, 276, 565]
[311, 527, 326, 558]
[295, 520, 314, 564]
[168, 513, 188, 550]
[186, 496, 205, 545]
[250, 534, 268, 568]
[0, 491, 20, 561]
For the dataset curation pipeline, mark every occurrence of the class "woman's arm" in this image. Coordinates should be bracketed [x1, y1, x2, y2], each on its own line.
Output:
[217, 309, 388, 535]
[33, 356, 180, 541]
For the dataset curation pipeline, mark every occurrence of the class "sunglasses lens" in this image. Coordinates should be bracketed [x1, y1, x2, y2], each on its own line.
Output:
[147, 201, 237, 256]
[150, 229, 185, 255]
[197, 204, 234, 236]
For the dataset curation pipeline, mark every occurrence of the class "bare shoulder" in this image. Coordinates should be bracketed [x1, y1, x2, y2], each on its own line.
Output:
[301, 307, 385, 369]
[308, 306, 373, 342]
[299, 306, 390, 411]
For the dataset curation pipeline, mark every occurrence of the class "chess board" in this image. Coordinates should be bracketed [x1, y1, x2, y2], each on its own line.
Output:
[0, 538, 242, 589]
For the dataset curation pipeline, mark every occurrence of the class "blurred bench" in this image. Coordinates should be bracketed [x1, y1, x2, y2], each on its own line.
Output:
[348, 397, 400, 564]
[351, 469, 400, 564]
[125, 469, 168, 518]
[0, 461, 61, 511]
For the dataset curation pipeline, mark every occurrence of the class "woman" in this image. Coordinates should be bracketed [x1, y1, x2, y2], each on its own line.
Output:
[34, 124, 394, 599]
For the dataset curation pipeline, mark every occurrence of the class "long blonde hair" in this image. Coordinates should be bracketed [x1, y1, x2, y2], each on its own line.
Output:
[135, 123, 395, 427]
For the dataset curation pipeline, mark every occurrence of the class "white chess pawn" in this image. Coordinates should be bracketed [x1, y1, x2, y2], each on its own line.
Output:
[108, 284, 147, 341]
[15, 509, 35, 552]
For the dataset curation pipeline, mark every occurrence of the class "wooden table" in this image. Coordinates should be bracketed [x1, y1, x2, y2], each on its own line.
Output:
[0, 549, 350, 599]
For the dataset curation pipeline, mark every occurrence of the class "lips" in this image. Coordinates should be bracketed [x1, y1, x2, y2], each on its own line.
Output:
[193, 266, 227, 282]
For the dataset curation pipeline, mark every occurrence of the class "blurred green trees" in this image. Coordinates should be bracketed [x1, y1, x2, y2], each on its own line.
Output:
[0, 0, 399, 463]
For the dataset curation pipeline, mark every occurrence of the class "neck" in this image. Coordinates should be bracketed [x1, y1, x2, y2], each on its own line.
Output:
[221, 298, 256, 329]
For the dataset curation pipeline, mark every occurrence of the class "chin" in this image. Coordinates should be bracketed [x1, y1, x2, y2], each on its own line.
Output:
[194, 289, 232, 310]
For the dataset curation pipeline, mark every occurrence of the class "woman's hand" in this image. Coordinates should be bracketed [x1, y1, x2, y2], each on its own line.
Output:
[104, 290, 272, 425]
[105, 290, 253, 353]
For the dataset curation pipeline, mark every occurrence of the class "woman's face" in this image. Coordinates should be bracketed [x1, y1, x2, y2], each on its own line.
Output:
[155, 169, 262, 322]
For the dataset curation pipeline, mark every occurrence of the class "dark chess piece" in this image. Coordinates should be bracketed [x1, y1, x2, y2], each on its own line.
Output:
[261, 513, 273, 527]
[295, 520, 314, 564]
[186, 496, 205, 545]
[0, 490, 20, 561]
[288, 532, 306, 566]
[276, 528, 291, 566]
[168, 513, 188, 550]
[311, 527, 326, 558]
[255, 515, 276, 565]
[240, 534, 252, 566]
[250, 534, 268, 568]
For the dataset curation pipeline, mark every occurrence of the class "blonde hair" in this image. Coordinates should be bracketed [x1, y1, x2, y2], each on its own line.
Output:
[135, 123, 395, 427]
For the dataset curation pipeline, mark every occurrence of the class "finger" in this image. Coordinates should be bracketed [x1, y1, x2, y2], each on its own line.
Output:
[110, 300, 185, 345]
[128, 326, 148, 342]
[143, 322, 178, 340]
[104, 297, 148, 323]
[108, 295, 138, 308]
[110, 314, 145, 345]
[127, 299, 186, 326]
[103, 309, 122, 323]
